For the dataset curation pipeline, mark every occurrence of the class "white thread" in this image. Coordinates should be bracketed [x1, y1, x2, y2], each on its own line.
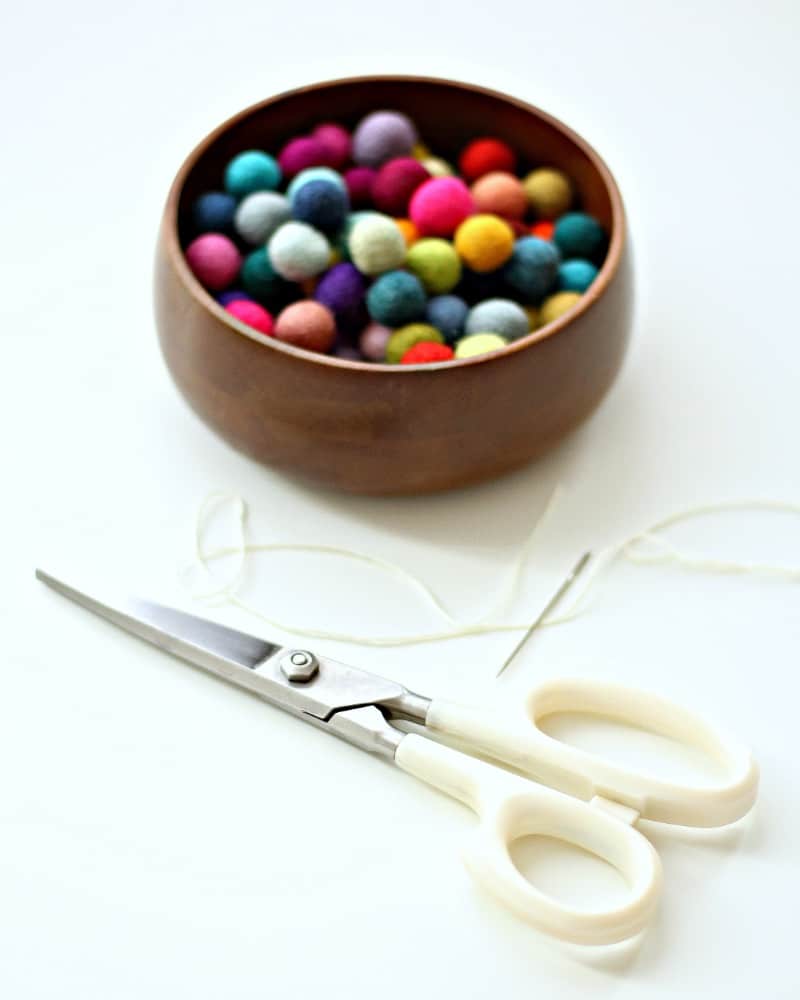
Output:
[183, 493, 799, 647]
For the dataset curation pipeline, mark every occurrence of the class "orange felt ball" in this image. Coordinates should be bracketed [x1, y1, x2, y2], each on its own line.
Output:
[454, 214, 515, 272]
[459, 137, 517, 181]
[530, 220, 555, 240]
[394, 218, 419, 246]
[274, 300, 336, 353]
[470, 171, 527, 220]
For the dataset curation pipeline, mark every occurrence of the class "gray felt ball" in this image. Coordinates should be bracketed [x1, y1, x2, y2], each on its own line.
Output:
[465, 298, 529, 340]
[235, 191, 291, 245]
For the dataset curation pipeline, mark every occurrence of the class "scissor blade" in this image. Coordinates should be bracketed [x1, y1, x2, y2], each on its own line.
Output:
[35, 569, 280, 673]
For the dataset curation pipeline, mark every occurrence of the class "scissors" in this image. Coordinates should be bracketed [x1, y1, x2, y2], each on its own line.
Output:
[36, 569, 759, 946]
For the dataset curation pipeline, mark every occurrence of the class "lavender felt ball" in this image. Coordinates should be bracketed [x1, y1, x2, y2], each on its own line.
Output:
[352, 110, 417, 168]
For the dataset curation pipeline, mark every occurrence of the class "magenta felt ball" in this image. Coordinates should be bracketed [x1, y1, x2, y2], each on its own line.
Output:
[277, 136, 328, 178]
[410, 177, 476, 237]
[344, 166, 377, 208]
[372, 158, 430, 215]
[225, 299, 274, 336]
[312, 123, 351, 169]
[185, 233, 241, 291]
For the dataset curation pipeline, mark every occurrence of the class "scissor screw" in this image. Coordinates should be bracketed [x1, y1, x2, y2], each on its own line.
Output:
[280, 649, 319, 683]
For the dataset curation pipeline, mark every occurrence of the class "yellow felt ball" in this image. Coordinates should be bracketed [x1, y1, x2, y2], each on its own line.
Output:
[421, 156, 453, 178]
[412, 141, 431, 160]
[522, 168, 573, 219]
[539, 291, 582, 325]
[523, 305, 540, 331]
[454, 214, 514, 273]
[454, 332, 508, 358]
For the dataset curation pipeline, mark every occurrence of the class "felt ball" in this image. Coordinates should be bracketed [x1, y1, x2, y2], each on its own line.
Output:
[530, 220, 555, 241]
[372, 158, 430, 215]
[240, 247, 289, 303]
[385, 323, 443, 364]
[311, 123, 351, 169]
[454, 214, 514, 272]
[459, 138, 516, 181]
[470, 172, 527, 220]
[454, 332, 508, 358]
[401, 341, 454, 364]
[274, 300, 336, 353]
[394, 218, 419, 246]
[420, 156, 453, 178]
[411, 141, 431, 160]
[366, 270, 427, 326]
[224, 150, 281, 197]
[352, 110, 417, 167]
[539, 291, 582, 325]
[225, 299, 274, 336]
[277, 137, 329, 179]
[268, 222, 330, 281]
[503, 236, 560, 302]
[192, 191, 237, 234]
[359, 322, 393, 362]
[314, 262, 366, 318]
[333, 343, 363, 361]
[291, 179, 349, 233]
[424, 295, 468, 343]
[558, 258, 598, 293]
[523, 305, 540, 331]
[465, 298, 529, 340]
[553, 212, 607, 263]
[344, 166, 378, 208]
[522, 168, 573, 219]
[406, 238, 461, 294]
[287, 167, 347, 200]
[234, 191, 291, 245]
[348, 213, 406, 276]
[185, 233, 241, 291]
[409, 177, 475, 237]
[217, 289, 251, 306]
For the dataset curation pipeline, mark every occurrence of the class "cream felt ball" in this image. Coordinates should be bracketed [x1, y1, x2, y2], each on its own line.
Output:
[465, 298, 529, 340]
[234, 191, 291, 245]
[268, 222, 330, 281]
[352, 110, 417, 167]
[406, 238, 461, 293]
[454, 332, 508, 358]
[409, 177, 475, 237]
[274, 300, 336, 353]
[348, 213, 406, 276]
[366, 270, 427, 326]
[420, 156, 453, 178]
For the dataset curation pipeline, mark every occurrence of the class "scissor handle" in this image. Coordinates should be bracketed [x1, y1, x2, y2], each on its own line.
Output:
[395, 733, 662, 945]
[426, 678, 759, 828]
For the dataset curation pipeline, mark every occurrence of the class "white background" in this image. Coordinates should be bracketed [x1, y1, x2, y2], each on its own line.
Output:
[2, 2, 799, 997]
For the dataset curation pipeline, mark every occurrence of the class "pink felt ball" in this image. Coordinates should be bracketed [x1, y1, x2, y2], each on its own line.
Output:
[312, 123, 351, 169]
[225, 299, 274, 336]
[358, 322, 392, 361]
[344, 166, 377, 208]
[184, 233, 241, 291]
[274, 300, 336, 353]
[409, 177, 476, 237]
[277, 136, 329, 178]
[372, 157, 430, 216]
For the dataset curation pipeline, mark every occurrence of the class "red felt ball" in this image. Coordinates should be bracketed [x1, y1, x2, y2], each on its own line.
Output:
[530, 220, 555, 240]
[277, 136, 328, 178]
[225, 299, 274, 336]
[459, 138, 517, 181]
[400, 341, 455, 364]
[409, 177, 475, 237]
[312, 123, 351, 169]
[372, 157, 430, 215]
[344, 166, 377, 208]
[184, 233, 241, 290]
[274, 300, 336, 353]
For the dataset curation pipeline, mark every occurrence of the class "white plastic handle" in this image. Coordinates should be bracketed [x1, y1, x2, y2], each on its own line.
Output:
[395, 733, 662, 945]
[426, 678, 759, 827]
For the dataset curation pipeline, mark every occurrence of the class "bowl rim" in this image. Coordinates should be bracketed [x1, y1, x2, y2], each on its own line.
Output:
[162, 73, 626, 373]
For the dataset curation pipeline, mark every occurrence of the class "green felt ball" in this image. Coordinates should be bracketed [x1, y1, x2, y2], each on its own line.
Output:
[406, 238, 462, 293]
[385, 323, 444, 364]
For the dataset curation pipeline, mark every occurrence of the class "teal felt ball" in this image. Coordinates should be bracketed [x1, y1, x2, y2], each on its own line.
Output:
[224, 150, 282, 197]
[366, 270, 427, 326]
[553, 212, 607, 264]
[241, 247, 288, 303]
[557, 258, 599, 292]
[503, 236, 560, 303]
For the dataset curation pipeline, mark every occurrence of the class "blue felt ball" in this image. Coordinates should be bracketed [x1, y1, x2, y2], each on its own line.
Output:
[291, 179, 349, 233]
[553, 212, 607, 263]
[224, 150, 282, 198]
[287, 167, 347, 201]
[192, 191, 237, 234]
[503, 237, 560, 303]
[366, 270, 427, 326]
[425, 294, 469, 343]
[557, 258, 599, 293]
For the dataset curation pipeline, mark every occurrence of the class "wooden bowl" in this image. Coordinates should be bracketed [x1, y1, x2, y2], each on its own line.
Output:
[155, 76, 632, 495]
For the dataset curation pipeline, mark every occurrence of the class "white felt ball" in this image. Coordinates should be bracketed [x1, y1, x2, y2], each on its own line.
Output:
[268, 221, 330, 281]
[235, 191, 291, 245]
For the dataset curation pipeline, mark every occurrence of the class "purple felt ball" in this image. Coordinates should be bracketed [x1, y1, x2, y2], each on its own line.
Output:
[217, 289, 252, 306]
[314, 262, 366, 317]
[344, 166, 377, 208]
[312, 123, 351, 169]
[184, 233, 241, 291]
[352, 111, 418, 168]
[277, 136, 329, 179]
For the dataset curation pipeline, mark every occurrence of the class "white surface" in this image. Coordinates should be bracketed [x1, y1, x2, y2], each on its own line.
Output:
[2, 1, 799, 996]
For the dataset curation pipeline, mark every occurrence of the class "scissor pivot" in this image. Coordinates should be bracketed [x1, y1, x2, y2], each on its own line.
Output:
[281, 649, 319, 683]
